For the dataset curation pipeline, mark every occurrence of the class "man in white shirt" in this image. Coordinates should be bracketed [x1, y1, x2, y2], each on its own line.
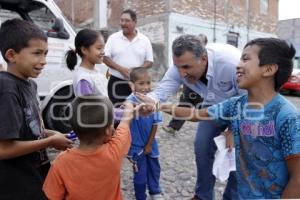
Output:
[163, 34, 208, 134]
[104, 9, 153, 105]
[142, 35, 244, 200]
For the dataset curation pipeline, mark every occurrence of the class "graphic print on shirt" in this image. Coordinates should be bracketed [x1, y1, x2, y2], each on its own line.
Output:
[24, 103, 48, 164]
[240, 121, 275, 138]
[238, 102, 288, 198]
[24, 104, 41, 137]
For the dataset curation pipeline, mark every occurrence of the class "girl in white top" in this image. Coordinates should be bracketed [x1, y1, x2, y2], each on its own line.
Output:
[66, 29, 108, 97]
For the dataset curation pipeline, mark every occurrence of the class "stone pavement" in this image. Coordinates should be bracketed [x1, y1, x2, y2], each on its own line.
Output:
[121, 113, 226, 200]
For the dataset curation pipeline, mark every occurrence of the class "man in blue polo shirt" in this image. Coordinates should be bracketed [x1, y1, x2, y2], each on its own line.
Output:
[149, 34, 243, 200]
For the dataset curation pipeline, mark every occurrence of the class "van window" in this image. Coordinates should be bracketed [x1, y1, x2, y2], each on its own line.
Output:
[28, 3, 56, 32]
[0, 1, 69, 39]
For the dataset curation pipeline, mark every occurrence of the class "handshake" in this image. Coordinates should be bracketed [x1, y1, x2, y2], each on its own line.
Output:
[115, 93, 172, 119]
[132, 92, 210, 122]
[132, 92, 173, 115]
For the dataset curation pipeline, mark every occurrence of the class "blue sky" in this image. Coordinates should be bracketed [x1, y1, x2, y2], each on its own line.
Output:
[279, 0, 300, 20]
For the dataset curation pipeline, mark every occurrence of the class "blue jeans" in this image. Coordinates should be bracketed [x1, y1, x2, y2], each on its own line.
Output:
[133, 154, 162, 200]
[194, 120, 237, 200]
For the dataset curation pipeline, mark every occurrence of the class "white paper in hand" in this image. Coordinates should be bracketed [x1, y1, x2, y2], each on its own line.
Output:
[213, 134, 236, 182]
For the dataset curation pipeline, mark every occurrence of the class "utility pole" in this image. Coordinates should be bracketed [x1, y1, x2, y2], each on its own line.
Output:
[213, 0, 217, 42]
[94, 0, 107, 29]
[246, 0, 250, 42]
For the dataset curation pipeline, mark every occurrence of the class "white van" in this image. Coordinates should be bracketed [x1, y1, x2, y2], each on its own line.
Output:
[0, 0, 75, 132]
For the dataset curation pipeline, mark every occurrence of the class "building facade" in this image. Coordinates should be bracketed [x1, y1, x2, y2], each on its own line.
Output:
[277, 18, 300, 68]
[56, 0, 278, 78]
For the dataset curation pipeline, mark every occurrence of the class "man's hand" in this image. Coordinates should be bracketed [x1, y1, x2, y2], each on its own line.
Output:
[135, 92, 155, 105]
[120, 67, 130, 79]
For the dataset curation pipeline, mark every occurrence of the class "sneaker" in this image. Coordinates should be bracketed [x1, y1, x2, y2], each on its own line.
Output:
[150, 193, 164, 200]
[162, 125, 176, 134]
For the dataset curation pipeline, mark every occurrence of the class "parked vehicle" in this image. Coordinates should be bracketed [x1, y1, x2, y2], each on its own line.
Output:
[0, 0, 76, 132]
[280, 68, 300, 95]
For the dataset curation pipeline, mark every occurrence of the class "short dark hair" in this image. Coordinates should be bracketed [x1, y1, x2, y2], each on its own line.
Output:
[66, 29, 103, 70]
[172, 34, 206, 59]
[122, 9, 137, 22]
[0, 18, 47, 62]
[69, 96, 113, 142]
[244, 38, 296, 91]
[130, 67, 149, 82]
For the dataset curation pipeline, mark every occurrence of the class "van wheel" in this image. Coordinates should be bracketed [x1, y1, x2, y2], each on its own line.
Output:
[44, 86, 74, 133]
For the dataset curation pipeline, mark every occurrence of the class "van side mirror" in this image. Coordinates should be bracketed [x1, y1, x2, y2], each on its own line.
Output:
[47, 18, 70, 39]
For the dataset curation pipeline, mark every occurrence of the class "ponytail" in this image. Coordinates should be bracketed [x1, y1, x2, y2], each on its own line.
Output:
[66, 49, 77, 71]
[66, 29, 100, 70]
